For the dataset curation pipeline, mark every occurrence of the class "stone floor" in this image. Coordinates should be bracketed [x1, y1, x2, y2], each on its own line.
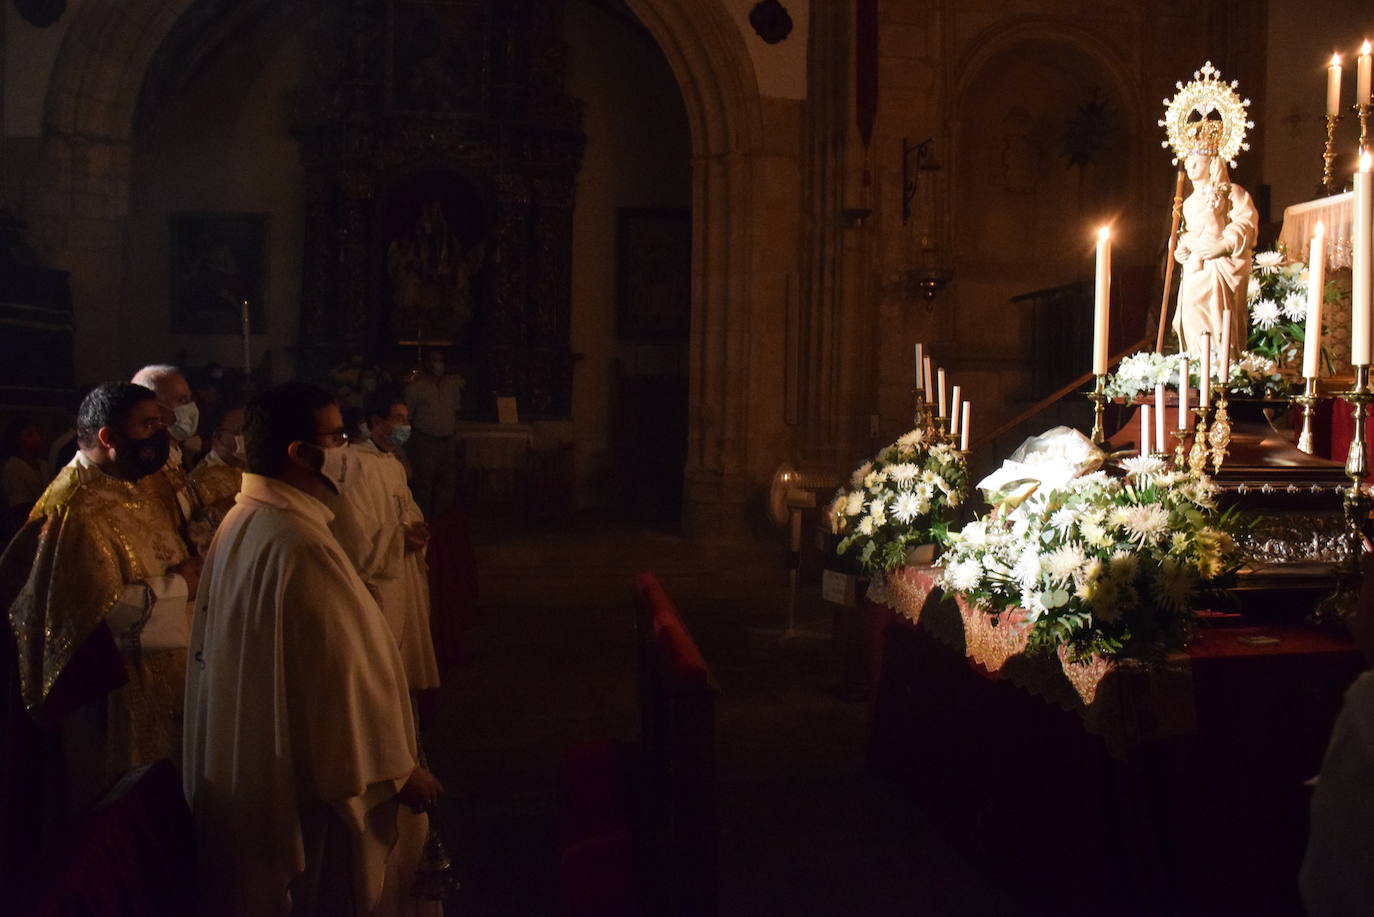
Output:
[426, 517, 1026, 916]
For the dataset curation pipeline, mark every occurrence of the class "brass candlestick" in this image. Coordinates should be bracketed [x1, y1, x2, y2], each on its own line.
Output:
[912, 385, 926, 429]
[1188, 406, 1210, 474]
[1172, 426, 1191, 471]
[1358, 103, 1371, 158]
[1322, 113, 1343, 195]
[1317, 365, 1373, 622]
[1208, 384, 1232, 472]
[1294, 376, 1320, 455]
[1087, 374, 1108, 447]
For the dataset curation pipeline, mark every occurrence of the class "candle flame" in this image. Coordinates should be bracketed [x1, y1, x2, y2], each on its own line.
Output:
[1363, 40, 1372, 55]
[1316, 220, 1326, 238]
[1097, 226, 1110, 241]
[1333, 52, 1343, 67]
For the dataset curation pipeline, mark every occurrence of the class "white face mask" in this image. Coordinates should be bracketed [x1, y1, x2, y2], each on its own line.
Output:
[169, 402, 200, 442]
[317, 444, 355, 494]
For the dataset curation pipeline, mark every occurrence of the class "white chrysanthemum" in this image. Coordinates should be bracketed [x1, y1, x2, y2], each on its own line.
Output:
[845, 490, 865, 517]
[897, 429, 926, 449]
[1252, 298, 1282, 330]
[850, 461, 873, 487]
[1012, 545, 1043, 590]
[1246, 280, 1262, 303]
[1281, 292, 1307, 322]
[863, 471, 886, 492]
[1120, 455, 1168, 478]
[1254, 250, 1284, 274]
[857, 516, 875, 536]
[1079, 521, 1111, 549]
[1075, 556, 1104, 592]
[1156, 557, 1195, 610]
[946, 558, 984, 592]
[1112, 504, 1170, 546]
[1019, 587, 1047, 619]
[887, 462, 919, 486]
[1049, 507, 1078, 532]
[892, 491, 924, 523]
[1044, 542, 1087, 583]
[1107, 550, 1140, 583]
[867, 500, 888, 527]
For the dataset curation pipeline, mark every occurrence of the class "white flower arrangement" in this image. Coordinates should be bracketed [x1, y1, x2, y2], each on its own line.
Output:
[1246, 248, 1335, 376]
[937, 457, 1243, 664]
[829, 428, 969, 574]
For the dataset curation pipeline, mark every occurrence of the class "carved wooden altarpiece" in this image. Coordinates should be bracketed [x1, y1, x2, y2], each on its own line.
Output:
[294, 0, 584, 419]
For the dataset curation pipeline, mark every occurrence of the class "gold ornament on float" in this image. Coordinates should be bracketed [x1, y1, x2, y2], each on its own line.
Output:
[1158, 61, 1254, 168]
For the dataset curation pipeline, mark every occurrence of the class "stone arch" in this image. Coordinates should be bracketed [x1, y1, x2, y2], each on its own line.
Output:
[34, 0, 766, 532]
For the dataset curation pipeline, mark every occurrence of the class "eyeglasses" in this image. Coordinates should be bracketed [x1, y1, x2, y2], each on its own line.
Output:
[315, 429, 350, 448]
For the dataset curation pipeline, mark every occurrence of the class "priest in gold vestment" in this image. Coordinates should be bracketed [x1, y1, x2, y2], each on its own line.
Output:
[0, 382, 200, 848]
[188, 403, 246, 534]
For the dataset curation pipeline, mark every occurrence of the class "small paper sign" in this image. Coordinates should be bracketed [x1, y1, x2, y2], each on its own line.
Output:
[821, 569, 855, 607]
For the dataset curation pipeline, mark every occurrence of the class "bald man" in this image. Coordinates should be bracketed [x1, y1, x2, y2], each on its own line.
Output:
[129, 365, 208, 554]
[131, 364, 202, 467]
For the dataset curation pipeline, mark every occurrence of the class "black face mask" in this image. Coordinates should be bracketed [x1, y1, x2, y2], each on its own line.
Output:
[114, 429, 171, 481]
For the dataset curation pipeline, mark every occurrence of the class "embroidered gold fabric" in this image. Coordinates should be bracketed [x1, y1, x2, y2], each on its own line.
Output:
[2, 461, 189, 777]
[1056, 646, 1118, 706]
[187, 462, 243, 550]
[956, 599, 1033, 672]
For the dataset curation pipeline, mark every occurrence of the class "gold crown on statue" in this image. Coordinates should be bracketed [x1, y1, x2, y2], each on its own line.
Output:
[1158, 61, 1253, 168]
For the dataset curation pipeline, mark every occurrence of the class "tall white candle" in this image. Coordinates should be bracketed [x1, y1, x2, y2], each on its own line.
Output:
[1178, 354, 1191, 430]
[1355, 154, 1373, 365]
[1140, 404, 1152, 457]
[1200, 333, 1212, 409]
[915, 343, 924, 388]
[1304, 222, 1328, 378]
[1093, 226, 1111, 375]
[1154, 383, 1167, 453]
[1330, 53, 1344, 117]
[1219, 308, 1232, 384]
[936, 368, 947, 418]
[948, 385, 962, 435]
[1360, 41, 1372, 106]
[959, 401, 971, 452]
[922, 357, 934, 400]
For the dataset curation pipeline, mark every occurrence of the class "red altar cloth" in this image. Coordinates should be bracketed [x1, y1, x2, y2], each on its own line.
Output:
[867, 593, 1362, 916]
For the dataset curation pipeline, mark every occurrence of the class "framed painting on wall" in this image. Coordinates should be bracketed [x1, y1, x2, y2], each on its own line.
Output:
[386, 0, 489, 116]
[169, 211, 268, 335]
[616, 208, 691, 339]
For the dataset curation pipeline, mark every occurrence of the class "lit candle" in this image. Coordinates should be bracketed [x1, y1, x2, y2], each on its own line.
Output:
[1304, 222, 1328, 378]
[1093, 226, 1111, 375]
[1360, 40, 1372, 106]
[1154, 383, 1167, 453]
[1219, 308, 1232, 384]
[1140, 404, 1152, 457]
[1178, 354, 1191, 430]
[936, 369, 947, 418]
[922, 357, 934, 401]
[1330, 53, 1344, 117]
[948, 385, 962, 435]
[1355, 154, 1373, 365]
[960, 401, 971, 452]
[915, 343, 924, 389]
[1200, 333, 1212, 409]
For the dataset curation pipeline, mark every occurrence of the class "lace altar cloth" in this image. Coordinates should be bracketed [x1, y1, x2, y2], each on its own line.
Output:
[1279, 191, 1353, 270]
[871, 564, 1197, 757]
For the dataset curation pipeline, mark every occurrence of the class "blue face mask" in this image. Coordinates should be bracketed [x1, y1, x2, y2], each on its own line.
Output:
[389, 424, 412, 447]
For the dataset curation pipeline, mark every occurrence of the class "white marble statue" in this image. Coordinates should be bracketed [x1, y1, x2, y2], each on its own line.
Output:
[1173, 149, 1257, 358]
[1160, 62, 1258, 360]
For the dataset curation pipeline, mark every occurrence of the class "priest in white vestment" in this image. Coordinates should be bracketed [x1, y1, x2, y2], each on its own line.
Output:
[331, 392, 441, 695]
[184, 382, 443, 917]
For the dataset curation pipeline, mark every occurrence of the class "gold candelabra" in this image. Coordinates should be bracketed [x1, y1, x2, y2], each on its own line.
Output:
[1317, 365, 1373, 621]
[1358, 103, 1371, 158]
[1087, 374, 1107, 447]
[1294, 376, 1320, 455]
[1188, 406, 1210, 474]
[1172, 425, 1191, 471]
[1322, 113, 1343, 195]
[1208, 384, 1232, 472]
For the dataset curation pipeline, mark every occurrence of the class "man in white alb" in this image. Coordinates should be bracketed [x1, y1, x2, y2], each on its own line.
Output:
[331, 389, 441, 698]
[403, 347, 463, 519]
[184, 381, 442, 916]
